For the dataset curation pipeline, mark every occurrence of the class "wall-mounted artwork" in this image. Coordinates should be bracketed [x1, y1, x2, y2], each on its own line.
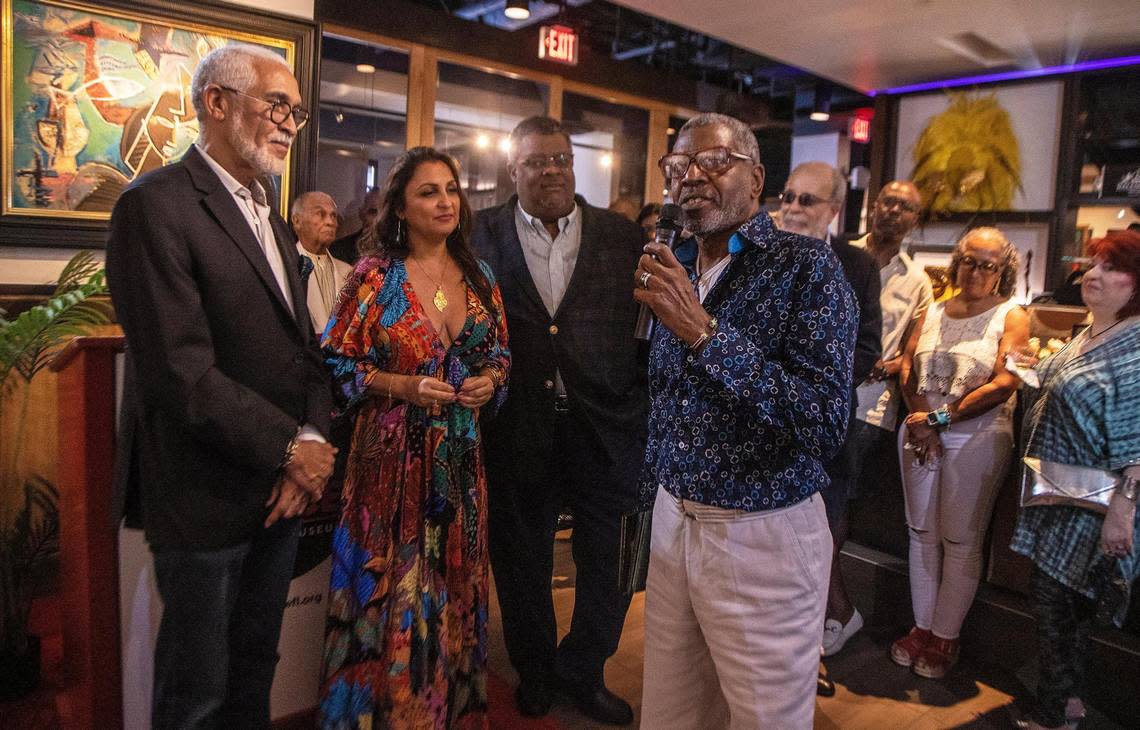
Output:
[895, 81, 1062, 214]
[2, 0, 310, 228]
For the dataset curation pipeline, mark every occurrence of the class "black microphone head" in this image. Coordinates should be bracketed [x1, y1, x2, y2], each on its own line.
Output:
[658, 203, 682, 229]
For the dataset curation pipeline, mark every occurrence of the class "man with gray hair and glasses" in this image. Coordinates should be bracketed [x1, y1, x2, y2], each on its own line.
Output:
[106, 44, 334, 727]
[634, 113, 856, 727]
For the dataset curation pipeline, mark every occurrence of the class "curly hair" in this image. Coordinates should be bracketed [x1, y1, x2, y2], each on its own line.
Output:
[358, 147, 496, 317]
[947, 226, 1019, 298]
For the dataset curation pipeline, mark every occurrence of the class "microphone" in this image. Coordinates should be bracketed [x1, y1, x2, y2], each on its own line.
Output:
[635, 203, 683, 340]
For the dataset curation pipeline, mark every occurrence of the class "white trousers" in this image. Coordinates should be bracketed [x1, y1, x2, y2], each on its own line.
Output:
[899, 418, 1012, 639]
[640, 489, 831, 730]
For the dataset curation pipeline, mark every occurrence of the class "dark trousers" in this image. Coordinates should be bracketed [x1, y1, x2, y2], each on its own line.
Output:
[487, 405, 634, 688]
[151, 518, 300, 730]
[1029, 566, 1094, 728]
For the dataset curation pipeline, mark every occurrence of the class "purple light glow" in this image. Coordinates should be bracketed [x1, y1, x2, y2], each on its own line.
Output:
[869, 55, 1140, 96]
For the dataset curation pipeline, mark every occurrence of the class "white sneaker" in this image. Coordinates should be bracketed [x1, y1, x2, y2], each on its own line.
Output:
[821, 608, 864, 657]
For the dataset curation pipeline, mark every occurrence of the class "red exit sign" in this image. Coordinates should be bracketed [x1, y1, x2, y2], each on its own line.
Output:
[849, 112, 873, 143]
[539, 25, 579, 66]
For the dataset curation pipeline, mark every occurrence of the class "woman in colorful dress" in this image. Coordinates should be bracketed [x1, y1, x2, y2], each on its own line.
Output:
[1012, 230, 1140, 730]
[319, 147, 510, 729]
[892, 227, 1029, 679]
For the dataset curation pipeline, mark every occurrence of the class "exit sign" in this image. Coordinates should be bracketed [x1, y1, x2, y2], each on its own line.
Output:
[849, 112, 872, 143]
[539, 25, 579, 66]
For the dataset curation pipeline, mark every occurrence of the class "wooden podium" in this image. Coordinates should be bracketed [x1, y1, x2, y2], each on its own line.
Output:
[51, 335, 125, 729]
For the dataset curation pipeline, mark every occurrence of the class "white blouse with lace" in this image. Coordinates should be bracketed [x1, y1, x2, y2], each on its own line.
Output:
[913, 299, 1020, 428]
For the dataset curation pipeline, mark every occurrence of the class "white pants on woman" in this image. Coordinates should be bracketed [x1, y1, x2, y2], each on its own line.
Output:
[899, 408, 1012, 639]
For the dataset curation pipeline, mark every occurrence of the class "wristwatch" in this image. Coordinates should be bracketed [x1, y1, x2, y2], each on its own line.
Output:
[1117, 476, 1139, 502]
[925, 405, 951, 429]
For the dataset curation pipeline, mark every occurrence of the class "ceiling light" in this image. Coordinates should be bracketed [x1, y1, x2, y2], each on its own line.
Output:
[937, 32, 1014, 69]
[810, 84, 831, 122]
[498, 136, 512, 153]
[600, 153, 613, 169]
[666, 127, 676, 136]
[870, 54, 1140, 95]
[356, 63, 376, 74]
[504, 0, 530, 20]
[334, 110, 344, 124]
[476, 133, 490, 150]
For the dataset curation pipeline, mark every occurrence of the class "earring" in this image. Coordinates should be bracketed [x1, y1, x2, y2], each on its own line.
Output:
[396, 219, 404, 244]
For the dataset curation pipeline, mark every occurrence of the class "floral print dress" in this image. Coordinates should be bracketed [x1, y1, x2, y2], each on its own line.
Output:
[319, 255, 509, 729]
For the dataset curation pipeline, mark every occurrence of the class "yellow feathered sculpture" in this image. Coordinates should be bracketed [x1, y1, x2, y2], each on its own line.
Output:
[910, 93, 1022, 214]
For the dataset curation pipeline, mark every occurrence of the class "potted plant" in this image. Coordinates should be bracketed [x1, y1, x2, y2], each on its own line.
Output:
[0, 252, 109, 700]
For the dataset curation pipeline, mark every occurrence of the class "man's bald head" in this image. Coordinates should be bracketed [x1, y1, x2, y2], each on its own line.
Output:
[292, 191, 338, 253]
[358, 188, 382, 230]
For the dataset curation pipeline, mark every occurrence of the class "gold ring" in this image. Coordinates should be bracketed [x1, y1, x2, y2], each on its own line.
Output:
[640, 271, 652, 289]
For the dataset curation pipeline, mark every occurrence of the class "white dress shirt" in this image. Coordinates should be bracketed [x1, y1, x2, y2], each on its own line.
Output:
[515, 201, 582, 396]
[850, 234, 934, 430]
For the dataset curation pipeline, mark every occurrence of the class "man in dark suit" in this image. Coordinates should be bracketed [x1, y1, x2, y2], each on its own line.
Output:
[105, 44, 335, 728]
[471, 116, 647, 725]
[779, 161, 882, 660]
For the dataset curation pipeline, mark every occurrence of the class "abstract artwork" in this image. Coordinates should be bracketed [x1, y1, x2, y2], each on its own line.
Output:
[3, 0, 295, 220]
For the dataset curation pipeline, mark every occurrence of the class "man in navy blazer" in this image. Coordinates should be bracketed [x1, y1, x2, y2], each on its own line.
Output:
[471, 117, 647, 725]
[106, 45, 335, 728]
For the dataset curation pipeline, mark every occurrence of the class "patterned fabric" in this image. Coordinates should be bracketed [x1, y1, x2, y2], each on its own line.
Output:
[1011, 321, 1140, 599]
[1028, 566, 1095, 728]
[914, 299, 1019, 401]
[319, 255, 510, 730]
[639, 212, 857, 511]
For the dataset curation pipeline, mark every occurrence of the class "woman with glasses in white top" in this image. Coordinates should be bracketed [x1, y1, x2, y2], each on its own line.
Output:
[891, 227, 1029, 679]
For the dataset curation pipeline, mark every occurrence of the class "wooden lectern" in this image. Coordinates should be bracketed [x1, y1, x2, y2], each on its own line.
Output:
[51, 335, 125, 729]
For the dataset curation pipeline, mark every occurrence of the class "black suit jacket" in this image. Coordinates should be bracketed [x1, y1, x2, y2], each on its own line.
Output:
[832, 234, 883, 396]
[471, 195, 648, 491]
[106, 146, 332, 550]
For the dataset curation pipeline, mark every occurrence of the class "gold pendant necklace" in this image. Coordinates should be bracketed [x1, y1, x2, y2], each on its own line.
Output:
[411, 256, 449, 311]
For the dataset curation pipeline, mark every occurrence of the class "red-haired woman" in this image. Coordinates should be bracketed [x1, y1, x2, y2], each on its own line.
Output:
[1012, 230, 1140, 730]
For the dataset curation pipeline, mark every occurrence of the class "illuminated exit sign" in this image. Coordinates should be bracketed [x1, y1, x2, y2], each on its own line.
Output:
[539, 25, 579, 66]
[849, 114, 872, 143]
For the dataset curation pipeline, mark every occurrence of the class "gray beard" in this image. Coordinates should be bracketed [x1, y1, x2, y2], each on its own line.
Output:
[685, 196, 754, 236]
[228, 116, 287, 177]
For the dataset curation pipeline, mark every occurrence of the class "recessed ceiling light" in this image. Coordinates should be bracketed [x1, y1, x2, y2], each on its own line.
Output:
[505, 0, 530, 20]
[600, 153, 614, 169]
[356, 63, 376, 74]
[475, 133, 490, 150]
[498, 137, 512, 153]
[809, 112, 830, 122]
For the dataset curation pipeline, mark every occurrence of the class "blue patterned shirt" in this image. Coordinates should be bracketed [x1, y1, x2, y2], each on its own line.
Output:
[639, 212, 857, 511]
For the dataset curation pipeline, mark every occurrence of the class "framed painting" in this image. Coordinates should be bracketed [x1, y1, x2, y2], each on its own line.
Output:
[1, 0, 317, 247]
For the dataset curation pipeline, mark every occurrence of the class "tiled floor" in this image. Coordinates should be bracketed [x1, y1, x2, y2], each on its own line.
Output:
[486, 533, 1127, 729]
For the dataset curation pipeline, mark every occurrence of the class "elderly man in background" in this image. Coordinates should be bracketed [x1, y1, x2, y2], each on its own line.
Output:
[819, 179, 934, 655]
[329, 186, 381, 264]
[779, 162, 882, 657]
[635, 113, 856, 728]
[291, 191, 352, 335]
[106, 44, 335, 727]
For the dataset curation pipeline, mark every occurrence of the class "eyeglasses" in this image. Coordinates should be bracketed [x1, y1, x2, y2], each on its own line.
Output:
[780, 190, 831, 207]
[218, 86, 310, 130]
[658, 146, 753, 180]
[518, 152, 574, 170]
[959, 255, 1001, 273]
[876, 195, 920, 214]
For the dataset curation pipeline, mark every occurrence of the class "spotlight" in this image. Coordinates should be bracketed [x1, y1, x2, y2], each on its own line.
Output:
[504, 0, 530, 20]
[600, 152, 613, 169]
[498, 136, 512, 154]
[356, 63, 376, 74]
[476, 133, 490, 150]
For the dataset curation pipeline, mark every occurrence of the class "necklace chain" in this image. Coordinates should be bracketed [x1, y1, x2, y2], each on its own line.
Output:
[410, 256, 449, 311]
